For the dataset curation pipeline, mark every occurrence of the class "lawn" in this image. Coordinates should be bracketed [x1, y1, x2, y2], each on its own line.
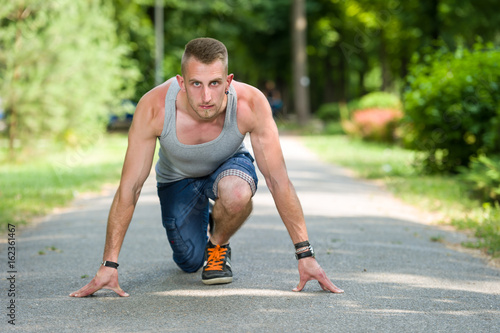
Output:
[0, 133, 129, 228]
[301, 134, 500, 257]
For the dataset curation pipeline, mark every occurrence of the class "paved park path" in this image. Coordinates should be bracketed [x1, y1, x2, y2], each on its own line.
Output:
[2, 136, 500, 332]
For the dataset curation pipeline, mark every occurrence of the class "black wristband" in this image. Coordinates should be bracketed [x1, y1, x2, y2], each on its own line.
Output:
[101, 261, 119, 269]
[295, 248, 315, 260]
[294, 241, 310, 250]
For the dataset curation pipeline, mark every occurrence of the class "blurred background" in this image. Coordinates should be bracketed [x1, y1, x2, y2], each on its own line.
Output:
[2, 0, 499, 153]
[1, 0, 500, 254]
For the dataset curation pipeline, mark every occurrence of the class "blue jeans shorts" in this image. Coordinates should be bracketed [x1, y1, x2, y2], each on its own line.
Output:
[157, 153, 258, 273]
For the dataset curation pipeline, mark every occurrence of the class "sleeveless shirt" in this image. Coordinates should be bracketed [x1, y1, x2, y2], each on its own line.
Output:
[155, 79, 248, 183]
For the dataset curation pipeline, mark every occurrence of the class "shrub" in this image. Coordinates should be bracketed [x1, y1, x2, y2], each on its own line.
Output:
[458, 154, 500, 202]
[453, 202, 500, 257]
[357, 91, 402, 110]
[323, 121, 344, 135]
[315, 103, 341, 122]
[350, 108, 403, 142]
[346, 99, 360, 116]
[315, 103, 345, 136]
[342, 91, 402, 142]
[402, 42, 500, 173]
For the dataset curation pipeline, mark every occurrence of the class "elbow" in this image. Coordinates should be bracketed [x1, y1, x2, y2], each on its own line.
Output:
[265, 176, 276, 194]
[133, 186, 143, 203]
[265, 175, 292, 195]
[131, 182, 145, 203]
[117, 183, 143, 205]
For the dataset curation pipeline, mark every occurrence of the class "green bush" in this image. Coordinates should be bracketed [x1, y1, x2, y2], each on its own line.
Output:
[356, 91, 402, 110]
[453, 202, 500, 257]
[316, 103, 341, 122]
[402, 43, 500, 173]
[315, 103, 346, 135]
[323, 121, 345, 135]
[458, 154, 500, 202]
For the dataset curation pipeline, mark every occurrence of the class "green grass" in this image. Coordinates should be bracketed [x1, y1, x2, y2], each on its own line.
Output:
[301, 134, 500, 257]
[0, 133, 129, 228]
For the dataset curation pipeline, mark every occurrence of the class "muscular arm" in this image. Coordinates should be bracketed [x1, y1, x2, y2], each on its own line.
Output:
[244, 86, 343, 293]
[70, 91, 161, 297]
[102, 102, 158, 262]
[248, 91, 307, 243]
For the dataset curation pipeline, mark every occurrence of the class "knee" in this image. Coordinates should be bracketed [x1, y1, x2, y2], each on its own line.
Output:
[177, 259, 203, 273]
[217, 176, 252, 214]
[174, 250, 204, 273]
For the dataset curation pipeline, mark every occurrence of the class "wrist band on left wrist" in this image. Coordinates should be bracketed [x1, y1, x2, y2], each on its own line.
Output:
[101, 261, 119, 269]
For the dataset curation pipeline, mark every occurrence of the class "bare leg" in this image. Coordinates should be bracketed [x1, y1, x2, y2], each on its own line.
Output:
[210, 176, 253, 245]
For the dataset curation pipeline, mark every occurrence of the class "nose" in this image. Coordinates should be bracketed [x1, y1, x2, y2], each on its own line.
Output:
[202, 86, 211, 103]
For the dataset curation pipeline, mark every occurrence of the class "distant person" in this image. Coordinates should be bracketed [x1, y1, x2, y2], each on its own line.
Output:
[70, 37, 343, 297]
[264, 80, 283, 117]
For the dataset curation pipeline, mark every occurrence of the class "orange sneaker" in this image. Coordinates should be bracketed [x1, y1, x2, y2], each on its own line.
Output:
[202, 240, 232, 285]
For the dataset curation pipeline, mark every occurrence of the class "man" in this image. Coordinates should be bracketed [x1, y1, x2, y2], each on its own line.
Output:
[70, 38, 343, 297]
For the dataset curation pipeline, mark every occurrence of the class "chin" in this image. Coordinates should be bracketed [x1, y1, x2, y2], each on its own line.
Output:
[196, 111, 216, 120]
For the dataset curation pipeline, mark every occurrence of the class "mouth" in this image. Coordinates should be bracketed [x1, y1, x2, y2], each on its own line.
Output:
[200, 104, 213, 110]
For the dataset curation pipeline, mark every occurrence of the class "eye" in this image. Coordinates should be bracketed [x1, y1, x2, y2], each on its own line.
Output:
[210, 81, 219, 86]
[193, 82, 201, 87]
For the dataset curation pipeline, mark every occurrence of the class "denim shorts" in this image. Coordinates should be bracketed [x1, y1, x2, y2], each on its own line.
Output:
[157, 152, 258, 273]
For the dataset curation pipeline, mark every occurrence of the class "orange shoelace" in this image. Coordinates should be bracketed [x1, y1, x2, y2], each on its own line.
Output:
[205, 245, 227, 271]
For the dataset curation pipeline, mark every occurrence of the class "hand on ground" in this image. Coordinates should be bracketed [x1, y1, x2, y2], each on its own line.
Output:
[293, 257, 344, 293]
[69, 266, 129, 297]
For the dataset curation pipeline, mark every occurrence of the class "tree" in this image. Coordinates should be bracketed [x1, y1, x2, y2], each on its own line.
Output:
[292, 0, 311, 125]
[111, 0, 156, 101]
[0, 0, 138, 155]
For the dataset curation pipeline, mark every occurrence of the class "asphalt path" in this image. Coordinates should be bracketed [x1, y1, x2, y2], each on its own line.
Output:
[1, 136, 500, 332]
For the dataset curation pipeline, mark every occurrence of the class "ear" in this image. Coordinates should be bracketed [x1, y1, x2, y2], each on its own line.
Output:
[176, 75, 186, 92]
[226, 74, 234, 89]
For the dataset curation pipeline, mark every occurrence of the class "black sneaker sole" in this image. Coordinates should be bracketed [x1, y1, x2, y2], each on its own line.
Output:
[202, 276, 233, 285]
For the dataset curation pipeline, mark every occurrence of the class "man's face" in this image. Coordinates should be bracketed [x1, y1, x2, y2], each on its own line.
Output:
[177, 58, 233, 121]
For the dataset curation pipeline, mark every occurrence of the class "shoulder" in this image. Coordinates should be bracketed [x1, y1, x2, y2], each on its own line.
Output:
[232, 81, 267, 105]
[133, 78, 176, 137]
[232, 80, 272, 133]
[138, 77, 175, 112]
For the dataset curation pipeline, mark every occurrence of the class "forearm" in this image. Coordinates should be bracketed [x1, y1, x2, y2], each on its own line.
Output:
[269, 179, 309, 244]
[102, 186, 139, 261]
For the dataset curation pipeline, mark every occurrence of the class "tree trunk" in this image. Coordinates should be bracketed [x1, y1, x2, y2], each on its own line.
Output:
[323, 58, 335, 103]
[380, 35, 391, 92]
[154, 0, 164, 86]
[359, 70, 366, 97]
[429, 0, 439, 42]
[400, 50, 409, 81]
[338, 49, 347, 104]
[292, 0, 310, 125]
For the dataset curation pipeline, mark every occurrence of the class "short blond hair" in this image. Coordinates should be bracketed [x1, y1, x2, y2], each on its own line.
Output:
[181, 38, 228, 75]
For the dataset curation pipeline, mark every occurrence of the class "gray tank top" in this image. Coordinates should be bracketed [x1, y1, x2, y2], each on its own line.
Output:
[155, 79, 248, 183]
